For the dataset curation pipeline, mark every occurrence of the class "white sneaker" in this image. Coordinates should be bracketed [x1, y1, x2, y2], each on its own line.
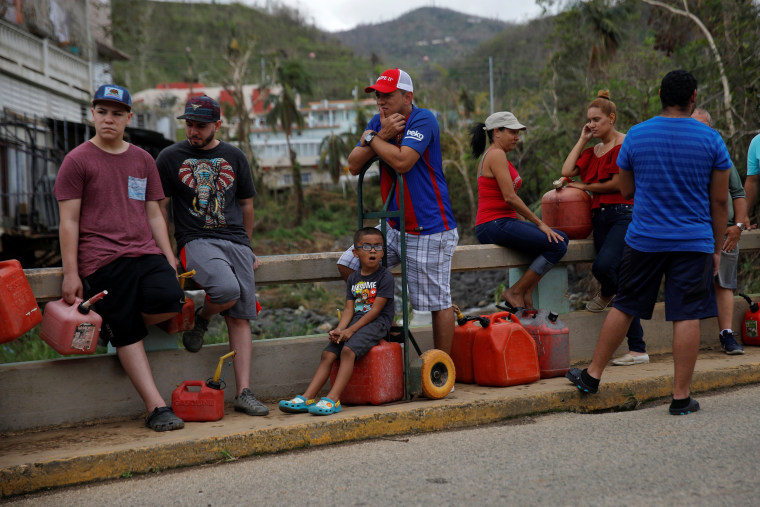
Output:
[612, 353, 650, 366]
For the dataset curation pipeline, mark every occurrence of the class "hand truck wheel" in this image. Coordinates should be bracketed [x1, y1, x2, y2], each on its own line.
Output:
[419, 349, 456, 399]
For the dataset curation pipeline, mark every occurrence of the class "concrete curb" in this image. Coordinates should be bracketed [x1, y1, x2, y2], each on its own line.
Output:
[3, 354, 760, 498]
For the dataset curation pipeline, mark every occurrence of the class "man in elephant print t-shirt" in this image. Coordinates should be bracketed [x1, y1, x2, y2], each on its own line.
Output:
[157, 95, 269, 418]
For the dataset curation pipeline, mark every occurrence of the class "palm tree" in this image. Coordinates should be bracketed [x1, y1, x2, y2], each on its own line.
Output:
[581, 0, 627, 77]
[319, 132, 352, 184]
[265, 59, 312, 225]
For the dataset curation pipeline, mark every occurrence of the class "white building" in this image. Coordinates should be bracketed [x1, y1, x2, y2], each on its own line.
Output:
[135, 82, 376, 189]
[0, 0, 169, 266]
[252, 98, 375, 189]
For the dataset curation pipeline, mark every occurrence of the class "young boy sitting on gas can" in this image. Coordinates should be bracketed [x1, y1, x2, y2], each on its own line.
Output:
[278, 227, 395, 415]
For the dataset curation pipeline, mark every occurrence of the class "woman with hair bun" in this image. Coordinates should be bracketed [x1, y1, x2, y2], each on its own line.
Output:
[471, 111, 568, 310]
[561, 90, 647, 366]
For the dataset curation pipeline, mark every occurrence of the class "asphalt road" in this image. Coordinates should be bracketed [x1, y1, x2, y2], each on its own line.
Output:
[8, 385, 760, 506]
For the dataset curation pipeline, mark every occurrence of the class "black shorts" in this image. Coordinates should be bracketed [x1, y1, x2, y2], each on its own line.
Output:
[83, 255, 184, 347]
[613, 246, 717, 322]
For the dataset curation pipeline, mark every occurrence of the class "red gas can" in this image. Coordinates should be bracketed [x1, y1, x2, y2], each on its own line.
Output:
[739, 293, 760, 346]
[519, 309, 570, 378]
[172, 380, 225, 422]
[330, 339, 403, 405]
[39, 291, 107, 355]
[541, 177, 592, 239]
[451, 314, 491, 384]
[157, 298, 195, 334]
[0, 259, 43, 343]
[472, 311, 540, 387]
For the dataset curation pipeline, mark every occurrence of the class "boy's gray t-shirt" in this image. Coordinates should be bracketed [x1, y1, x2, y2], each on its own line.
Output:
[345, 266, 395, 330]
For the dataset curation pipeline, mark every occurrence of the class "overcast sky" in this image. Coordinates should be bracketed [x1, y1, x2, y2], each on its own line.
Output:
[238, 0, 547, 32]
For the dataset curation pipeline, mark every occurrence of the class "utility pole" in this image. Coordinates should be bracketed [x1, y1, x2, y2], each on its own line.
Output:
[489, 57, 494, 115]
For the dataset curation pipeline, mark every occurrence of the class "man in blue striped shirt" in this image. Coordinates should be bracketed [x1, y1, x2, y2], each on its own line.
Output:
[567, 70, 731, 415]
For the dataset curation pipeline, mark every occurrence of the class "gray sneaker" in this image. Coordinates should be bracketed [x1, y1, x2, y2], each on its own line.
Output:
[182, 309, 209, 353]
[234, 388, 269, 416]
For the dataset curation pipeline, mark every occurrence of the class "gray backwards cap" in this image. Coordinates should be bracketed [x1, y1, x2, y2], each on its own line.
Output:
[484, 111, 527, 131]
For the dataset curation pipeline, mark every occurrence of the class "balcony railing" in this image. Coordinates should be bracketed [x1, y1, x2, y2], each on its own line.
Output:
[0, 18, 90, 93]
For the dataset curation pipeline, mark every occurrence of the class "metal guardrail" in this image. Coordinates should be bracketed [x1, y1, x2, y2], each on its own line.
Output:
[22, 230, 760, 303]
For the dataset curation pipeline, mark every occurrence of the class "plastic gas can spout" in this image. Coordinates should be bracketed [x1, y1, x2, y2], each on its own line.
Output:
[739, 293, 759, 313]
[78, 290, 108, 314]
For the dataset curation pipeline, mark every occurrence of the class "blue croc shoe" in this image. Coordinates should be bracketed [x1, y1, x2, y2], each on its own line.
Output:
[278, 395, 314, 414]
[308, 397, 342, 416]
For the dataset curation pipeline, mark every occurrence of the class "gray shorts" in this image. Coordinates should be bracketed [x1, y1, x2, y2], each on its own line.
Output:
[338, 224, 458, 312]
[716, 240, 738, 290]
[182, 238, 258, 320]
[324, 314, 389, 359]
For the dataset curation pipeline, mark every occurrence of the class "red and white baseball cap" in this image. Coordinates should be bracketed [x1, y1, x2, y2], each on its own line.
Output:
[364, 68, 414, 94]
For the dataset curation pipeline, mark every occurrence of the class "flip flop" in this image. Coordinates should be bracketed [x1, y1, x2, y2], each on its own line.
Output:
[496, 301, 524, 313]
[278, 395, 315, 413]
[308, 397, 342, 416]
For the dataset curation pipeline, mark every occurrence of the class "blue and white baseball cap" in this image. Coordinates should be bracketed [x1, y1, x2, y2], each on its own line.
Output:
[92, 84, 132, 111]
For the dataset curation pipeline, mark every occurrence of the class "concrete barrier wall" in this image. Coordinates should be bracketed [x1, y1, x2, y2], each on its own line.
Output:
[3, 233, 759, 432]
[0, 300, 749, 432]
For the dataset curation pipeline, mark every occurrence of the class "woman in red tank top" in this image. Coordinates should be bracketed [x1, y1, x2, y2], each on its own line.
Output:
[561, 90, 647, 366]
[471, 112, 568, 310]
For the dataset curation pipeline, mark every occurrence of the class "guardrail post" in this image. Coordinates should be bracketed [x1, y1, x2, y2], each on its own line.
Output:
[508, 266, 570, 313]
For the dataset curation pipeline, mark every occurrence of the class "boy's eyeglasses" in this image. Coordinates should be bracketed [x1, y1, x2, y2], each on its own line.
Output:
[356, 243, 385, 252]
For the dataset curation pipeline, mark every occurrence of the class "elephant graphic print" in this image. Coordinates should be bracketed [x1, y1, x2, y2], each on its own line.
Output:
[178, 157, 236, 228]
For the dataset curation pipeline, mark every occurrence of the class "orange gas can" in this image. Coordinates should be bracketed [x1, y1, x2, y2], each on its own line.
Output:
[739, 293, 760, 346]
[541, 177, 592, 239]
[39, 291, 107, 355]
[0, 259, 42, 343]
[450, 313, 491, 384]
[472, 311, 540, 387]
[330, 339, 403, 405]
[519, 309, 570, 378]
[172, 380, 224, 422]
[157, 298, 195, 334]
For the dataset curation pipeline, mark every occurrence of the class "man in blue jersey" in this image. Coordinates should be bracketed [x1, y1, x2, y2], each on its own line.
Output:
[338, 68, 458, 354]
[566, 70, 730, 415]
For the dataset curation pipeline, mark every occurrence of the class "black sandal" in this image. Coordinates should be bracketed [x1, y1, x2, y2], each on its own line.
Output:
[496, 301, 524, 313]
[145, 406, 185, 432]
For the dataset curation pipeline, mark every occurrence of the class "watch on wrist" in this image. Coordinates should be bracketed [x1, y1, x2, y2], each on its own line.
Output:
[736, 222, 746, 231]
[364, 131, 377, 145]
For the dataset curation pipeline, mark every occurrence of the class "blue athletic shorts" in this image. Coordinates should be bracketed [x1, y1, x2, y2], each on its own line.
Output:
[613, 245, 717, 321]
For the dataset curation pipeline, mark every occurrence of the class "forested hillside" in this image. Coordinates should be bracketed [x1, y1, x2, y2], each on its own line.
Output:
[109, 0, 760, 231]
[110, 0, 374, 99]
[333, 7, 509, 70]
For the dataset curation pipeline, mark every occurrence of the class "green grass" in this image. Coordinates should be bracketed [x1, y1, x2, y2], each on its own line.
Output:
[0, 326, 109, 363]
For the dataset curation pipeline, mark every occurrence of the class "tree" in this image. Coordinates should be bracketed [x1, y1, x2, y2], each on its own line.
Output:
[442, 125, 478, 227]
[641, 0, 736, 137]
[265, 59, 313, 225]
[581, 0, 629, 77]
[223, 37, 259, 182]
[318, 132, 352, 184]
